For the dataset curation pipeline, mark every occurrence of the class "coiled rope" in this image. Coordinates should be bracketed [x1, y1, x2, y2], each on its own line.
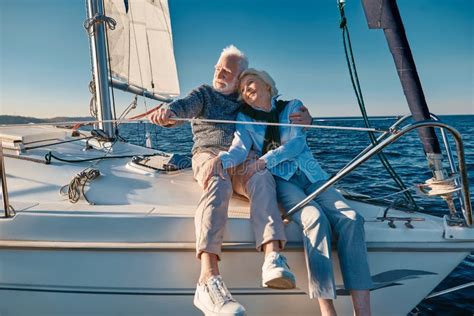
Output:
[83, 13, 116, 34]
[60, 169, 101, 204]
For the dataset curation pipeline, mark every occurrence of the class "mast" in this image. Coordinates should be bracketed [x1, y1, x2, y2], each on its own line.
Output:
[361, 0, 447, 180]
[85, 0, 114, 139]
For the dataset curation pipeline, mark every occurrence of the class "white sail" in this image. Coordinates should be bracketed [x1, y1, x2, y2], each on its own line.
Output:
[105, 0, 180, 98]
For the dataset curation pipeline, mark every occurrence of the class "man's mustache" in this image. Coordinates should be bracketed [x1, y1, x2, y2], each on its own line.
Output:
[214, 80, 229, 87]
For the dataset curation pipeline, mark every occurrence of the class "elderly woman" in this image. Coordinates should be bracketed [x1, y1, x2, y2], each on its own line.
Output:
[206, 68, 373, 316]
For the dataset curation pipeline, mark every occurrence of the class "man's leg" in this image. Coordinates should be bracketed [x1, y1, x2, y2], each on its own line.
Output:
[192, 151, 245, 315]
[193, 152, 233, 265]
[199, 253, 220, 284]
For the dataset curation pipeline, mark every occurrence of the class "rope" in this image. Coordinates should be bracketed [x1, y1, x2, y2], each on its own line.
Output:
[127, 1, 152, 149]
[337, 2, 418, 209]
[356, 187, 413, 202]
[60, 169, 101, 204]
[0, 117, 391, 133]
[25, 136, 94, 151]
[117, 96, 138, 120]
[171, 117, 388, 133]
[128, 103, 163, 120]
[314, 117, 399, 122]
[51, 134, 163, 204]
[56, 137, 120, 204]
[88, 80, 98, 119]
[84, 13, 116, 34]
[45, 151, 165, 165]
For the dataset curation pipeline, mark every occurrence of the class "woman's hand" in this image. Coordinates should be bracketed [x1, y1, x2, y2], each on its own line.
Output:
[202, 157, 226, 190]
[289, 105, 312, 125]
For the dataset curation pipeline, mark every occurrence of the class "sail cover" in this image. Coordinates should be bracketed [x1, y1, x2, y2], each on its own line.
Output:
[104, 0, 180, 98]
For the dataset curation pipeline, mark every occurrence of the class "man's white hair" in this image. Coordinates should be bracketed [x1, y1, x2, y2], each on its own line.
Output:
[219, 45, 249, 72]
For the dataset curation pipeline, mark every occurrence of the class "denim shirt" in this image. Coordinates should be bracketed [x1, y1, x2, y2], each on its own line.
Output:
[218, 97, 329, 182]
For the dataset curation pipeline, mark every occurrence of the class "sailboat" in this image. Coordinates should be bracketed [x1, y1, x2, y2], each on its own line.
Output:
[0, 0, 472, 315]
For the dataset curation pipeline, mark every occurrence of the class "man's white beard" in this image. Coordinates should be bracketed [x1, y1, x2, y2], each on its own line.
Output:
[213, 79, 236, 95]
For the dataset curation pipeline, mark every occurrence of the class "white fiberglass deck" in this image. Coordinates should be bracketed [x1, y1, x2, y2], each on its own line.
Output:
[0, 126, 463, 247]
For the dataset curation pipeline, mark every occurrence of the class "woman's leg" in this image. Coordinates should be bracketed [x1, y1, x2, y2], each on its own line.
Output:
[318, 299, 337, 316]
[275, 177, 336, 300]
[351, 290, 371, 316]
[308, 184, 372, 315]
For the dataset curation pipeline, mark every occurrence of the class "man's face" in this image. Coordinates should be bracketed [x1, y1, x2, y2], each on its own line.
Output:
[213, 55, 242, 95]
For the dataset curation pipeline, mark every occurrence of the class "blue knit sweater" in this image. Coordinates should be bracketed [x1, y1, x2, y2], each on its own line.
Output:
[167, 85, 241, 154]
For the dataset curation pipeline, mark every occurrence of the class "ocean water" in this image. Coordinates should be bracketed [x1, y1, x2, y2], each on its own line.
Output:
[120, 114, 473, 315]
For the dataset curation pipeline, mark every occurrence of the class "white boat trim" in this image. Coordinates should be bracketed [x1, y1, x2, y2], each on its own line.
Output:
[1, 240, 473, 252]
[0, 284, 307, 296]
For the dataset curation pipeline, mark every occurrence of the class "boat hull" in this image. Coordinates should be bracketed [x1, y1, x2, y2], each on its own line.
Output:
[0, 242, 470, 316]
[1, 141, 473, 315]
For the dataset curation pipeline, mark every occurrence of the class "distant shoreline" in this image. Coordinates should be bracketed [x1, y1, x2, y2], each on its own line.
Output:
[0, 115, 95, 125]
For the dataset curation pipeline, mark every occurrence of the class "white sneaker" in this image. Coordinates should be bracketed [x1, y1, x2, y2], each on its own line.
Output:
[262, 252, 296, 289]
[193, 275, 246, 316]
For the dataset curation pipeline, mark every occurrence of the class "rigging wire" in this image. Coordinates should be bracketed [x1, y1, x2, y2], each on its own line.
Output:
[356, 187, 413, 202]
[103, 5, 119, 137]
[0, 118, 391, 133]
[88, 80, 98, 119]
[84, 2, 99, 124]
[127, 2, 151, 145]
[337, 2, 418, 209]
[157, 0, 173, 46]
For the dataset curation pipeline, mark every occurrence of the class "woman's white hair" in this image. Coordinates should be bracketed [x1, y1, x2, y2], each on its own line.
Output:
[239, 68, 279, 97]
[219, 45, 249, 72]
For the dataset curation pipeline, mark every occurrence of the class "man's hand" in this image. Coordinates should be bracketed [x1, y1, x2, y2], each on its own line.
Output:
[289, 105, 312, 125]
[242, 159, 266, 184]
[149, 108, 177, 126]
[202, 157, 226, 190]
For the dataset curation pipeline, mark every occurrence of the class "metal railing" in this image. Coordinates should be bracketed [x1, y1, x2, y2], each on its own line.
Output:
[0, 142, 11, 218]
[340, 113, 457, 178]
[338, 114, 465, 218]
[283, 120, 472, 227]
[430, 114, 464, 211]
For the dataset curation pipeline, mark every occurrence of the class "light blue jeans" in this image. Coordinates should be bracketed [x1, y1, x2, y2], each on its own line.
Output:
[275, 170, 373, 299]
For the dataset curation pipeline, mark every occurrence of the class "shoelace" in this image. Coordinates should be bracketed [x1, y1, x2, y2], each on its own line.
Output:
[270, 253, 290, 269]
[207, 277, 234, 306]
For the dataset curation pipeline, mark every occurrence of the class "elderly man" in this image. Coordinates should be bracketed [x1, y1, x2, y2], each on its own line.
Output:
[150, 45, 312, 316]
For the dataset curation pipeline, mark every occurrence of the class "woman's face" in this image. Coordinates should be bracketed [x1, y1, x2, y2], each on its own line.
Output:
[239, 75, 272, 111]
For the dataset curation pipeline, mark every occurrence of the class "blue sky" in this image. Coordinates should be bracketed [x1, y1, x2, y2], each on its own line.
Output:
[1, 0, 472, 118]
